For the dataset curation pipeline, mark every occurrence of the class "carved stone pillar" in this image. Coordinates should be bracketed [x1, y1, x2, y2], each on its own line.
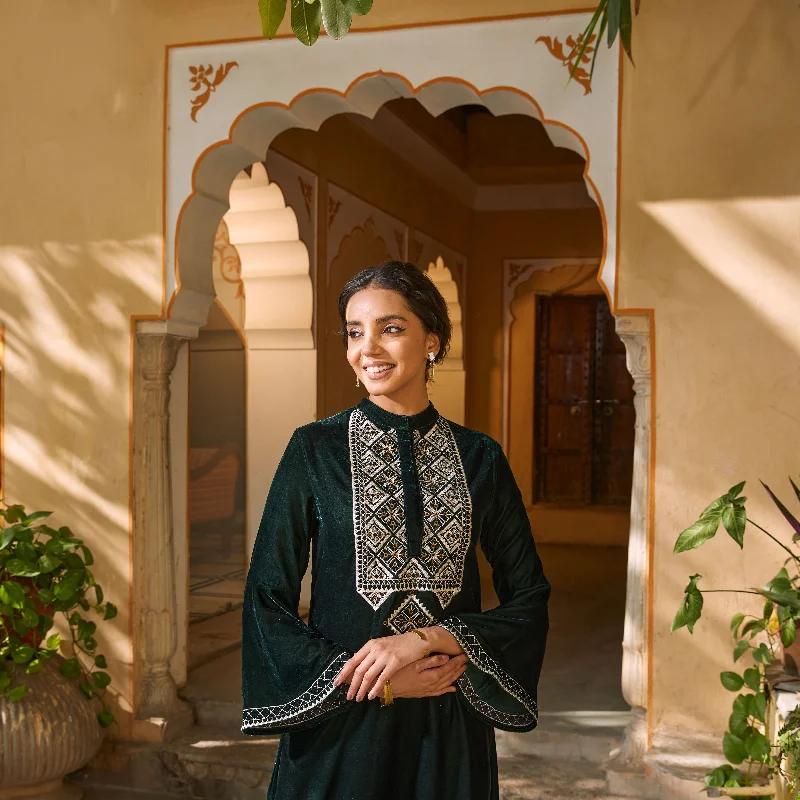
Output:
[133, 332, 193, 741]
[614, 313, 653, 763]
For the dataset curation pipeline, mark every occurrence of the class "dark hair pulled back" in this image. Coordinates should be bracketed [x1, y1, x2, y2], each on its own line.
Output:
[336, 261, 452, 366]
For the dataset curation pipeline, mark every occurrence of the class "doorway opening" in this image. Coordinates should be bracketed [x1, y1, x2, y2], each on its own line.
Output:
[177, 96, 626, 725]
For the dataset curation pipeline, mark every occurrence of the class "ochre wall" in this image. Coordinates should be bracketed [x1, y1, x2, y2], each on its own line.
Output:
[2, 0, 799, 744]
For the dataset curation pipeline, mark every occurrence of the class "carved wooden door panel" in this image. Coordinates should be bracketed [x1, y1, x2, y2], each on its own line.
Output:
[534, 295, 634, 505]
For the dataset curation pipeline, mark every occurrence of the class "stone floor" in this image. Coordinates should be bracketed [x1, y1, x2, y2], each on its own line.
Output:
[80, 755, 637, 799]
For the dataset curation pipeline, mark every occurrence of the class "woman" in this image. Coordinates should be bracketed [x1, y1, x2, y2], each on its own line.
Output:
[241, 261, 550, 799]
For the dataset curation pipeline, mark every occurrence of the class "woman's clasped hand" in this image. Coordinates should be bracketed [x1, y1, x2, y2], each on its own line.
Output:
[333, 631, 468, 701]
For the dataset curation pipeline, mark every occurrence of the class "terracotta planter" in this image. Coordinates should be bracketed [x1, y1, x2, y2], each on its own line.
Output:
[0, 654, 104, 798]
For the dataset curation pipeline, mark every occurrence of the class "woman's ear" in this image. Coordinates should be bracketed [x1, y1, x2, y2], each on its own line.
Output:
[427, 334, 441, 358]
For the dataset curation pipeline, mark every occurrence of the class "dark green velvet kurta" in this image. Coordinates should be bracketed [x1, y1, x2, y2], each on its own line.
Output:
[241, 397, 550, 800]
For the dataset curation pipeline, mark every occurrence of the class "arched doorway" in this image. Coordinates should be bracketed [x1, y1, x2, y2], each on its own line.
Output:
[131, 14, 652, 761]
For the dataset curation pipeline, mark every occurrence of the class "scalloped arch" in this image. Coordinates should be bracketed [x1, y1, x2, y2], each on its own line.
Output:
[168, 72, 607, 329]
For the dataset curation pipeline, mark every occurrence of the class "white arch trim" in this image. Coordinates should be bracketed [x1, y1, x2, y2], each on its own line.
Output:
[165, 13, 620, 329]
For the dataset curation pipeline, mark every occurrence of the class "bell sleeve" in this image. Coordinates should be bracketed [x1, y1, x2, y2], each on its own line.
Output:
[241, 428, 352, 736]
[438, 439, 550, 732]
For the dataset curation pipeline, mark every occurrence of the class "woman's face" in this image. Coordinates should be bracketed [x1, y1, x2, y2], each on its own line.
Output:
[345, 287, 439, 399]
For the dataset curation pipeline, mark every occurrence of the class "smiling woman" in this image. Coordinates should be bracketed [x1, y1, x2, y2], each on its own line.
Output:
[240, 261, 551, 799]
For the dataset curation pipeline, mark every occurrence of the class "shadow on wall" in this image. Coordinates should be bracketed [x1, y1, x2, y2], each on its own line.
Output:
[0, 236, 164, 714]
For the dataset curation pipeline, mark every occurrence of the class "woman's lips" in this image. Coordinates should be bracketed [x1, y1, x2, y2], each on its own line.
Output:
[363, 365, 396, 380]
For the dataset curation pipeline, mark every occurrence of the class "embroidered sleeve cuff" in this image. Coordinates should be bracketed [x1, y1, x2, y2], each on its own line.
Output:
[241, 651, 351, 735]
[438, 616, 538, 731]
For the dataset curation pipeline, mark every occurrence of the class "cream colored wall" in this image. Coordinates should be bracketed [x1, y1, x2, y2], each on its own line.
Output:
[2, 0, 798, 745]
[616, 1, 800, 738]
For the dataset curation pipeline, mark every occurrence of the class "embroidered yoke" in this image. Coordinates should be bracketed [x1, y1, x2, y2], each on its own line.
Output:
[241, 397, 551, 800]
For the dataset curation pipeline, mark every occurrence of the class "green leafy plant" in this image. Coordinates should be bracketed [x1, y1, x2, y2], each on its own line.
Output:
[0, 503, 118, 729]
[672, 478, 800, 797]
[258, 0, 373, 45]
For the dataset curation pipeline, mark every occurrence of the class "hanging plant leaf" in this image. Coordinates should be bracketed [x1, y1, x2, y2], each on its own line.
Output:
[342, 0, 372, 14]
[762, 480, 800, 536]
[618, 0, 634, 62]
[671, 574, 704, 633]
[720, 671, 744, 692]
[259, 0, 287, 39]
[606, 0, 621, 47]
[722, 504, 746, 548]
[291, 0, 322, 46]
[321, 0, 352, 40]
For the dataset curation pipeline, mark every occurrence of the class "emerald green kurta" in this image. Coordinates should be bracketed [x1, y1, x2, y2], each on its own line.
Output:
[241, 397, 550, 799]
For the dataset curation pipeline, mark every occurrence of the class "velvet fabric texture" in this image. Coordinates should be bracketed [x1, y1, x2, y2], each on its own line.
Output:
[241, 397, 550, 799]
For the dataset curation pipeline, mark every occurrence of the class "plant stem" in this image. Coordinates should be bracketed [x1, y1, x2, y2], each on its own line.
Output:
[747, 518, 798, 560]
[700, 589, 762, 595]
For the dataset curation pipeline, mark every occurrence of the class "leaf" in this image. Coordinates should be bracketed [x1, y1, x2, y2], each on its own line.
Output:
[606, 0, 621, 47]
[727, 481, 747, 500]
[258, 0, 287, 38]
[95, 654, 107, 668]
[745, 729, 770, 761]
[729, 695, 750, 737]
[98, 710, 115, 728]
[92, 671, 112, 690]
[60, 657, 81, 678]
[743, 667, 761, 692]
[79, 545, 94, 567]
[619, 0, 633, 64]
[20, 607, 38, 628]
[46, 633, 61, 650]
[5, 559, 41, 578]
[104, 603, 118, 621]
[730, 612, 745, 639]
[783, 617, 797, 647]
[26, 658, 43, 675]
[568, 0, 607, 85]
[12, 644, 34, 664]
[790, 476, 800, 504]
[37, 553, 62, 573]
[6, 684, 26, 701]
[720, 671, 744, 691]
[673, 517, 719, 554]
[752, 691, 767, 723]
[762, 480, 800, 536]
[0, 524, 22, 550]
[671, 575, 704, 633]
[24, 510, 52, 524]
[722, 504, 746, 548]
[94, 584, 104, 606]
[741, 618, 766, 638]
[723, 731, 747, 764]
[753, 643, 774, 664]
[0, 581, 26, 609]
[321, 0, 352, 39]
[342, 0, 371, 12]
[80, 682, 94, 699]
[733, 640, 750, 662]
[754, 588, 800, 611]
[291, 0, 321, 46]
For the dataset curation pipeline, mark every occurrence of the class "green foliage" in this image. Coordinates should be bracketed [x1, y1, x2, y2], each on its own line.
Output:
[671, 477, 800, 795]
[258, 0, 373, 44]
[0, 503, 116, 730]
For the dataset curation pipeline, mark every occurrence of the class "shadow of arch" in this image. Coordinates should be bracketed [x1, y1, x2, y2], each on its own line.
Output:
[168, 72, 608, 330]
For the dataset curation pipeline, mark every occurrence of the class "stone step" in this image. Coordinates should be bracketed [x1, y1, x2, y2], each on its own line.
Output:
[498, 711, 630, 765]
[159, 725, 279, 800]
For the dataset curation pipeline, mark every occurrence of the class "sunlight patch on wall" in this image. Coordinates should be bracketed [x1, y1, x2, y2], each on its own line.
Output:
[641, 198, 800, 353]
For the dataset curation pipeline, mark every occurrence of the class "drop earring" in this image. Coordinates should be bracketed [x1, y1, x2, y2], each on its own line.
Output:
[355, 374, 360, 388]
[427, 352, 435, 381]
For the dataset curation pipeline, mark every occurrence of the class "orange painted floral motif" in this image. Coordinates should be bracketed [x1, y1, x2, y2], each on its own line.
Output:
[535, 34, 596, 96]
[189, 63, 239, 122]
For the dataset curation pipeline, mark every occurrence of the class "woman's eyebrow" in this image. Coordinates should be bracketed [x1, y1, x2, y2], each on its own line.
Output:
[346, 315, 409, 326]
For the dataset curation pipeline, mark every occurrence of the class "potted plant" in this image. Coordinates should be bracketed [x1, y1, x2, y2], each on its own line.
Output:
[0, 502, 118, 794]
[671, 477, 800, 797]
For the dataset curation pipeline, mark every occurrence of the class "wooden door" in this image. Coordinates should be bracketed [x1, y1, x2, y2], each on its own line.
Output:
[534, 295, 634, 505]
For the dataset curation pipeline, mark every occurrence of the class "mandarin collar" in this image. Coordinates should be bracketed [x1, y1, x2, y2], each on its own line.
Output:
[357, 396, 439, 432]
